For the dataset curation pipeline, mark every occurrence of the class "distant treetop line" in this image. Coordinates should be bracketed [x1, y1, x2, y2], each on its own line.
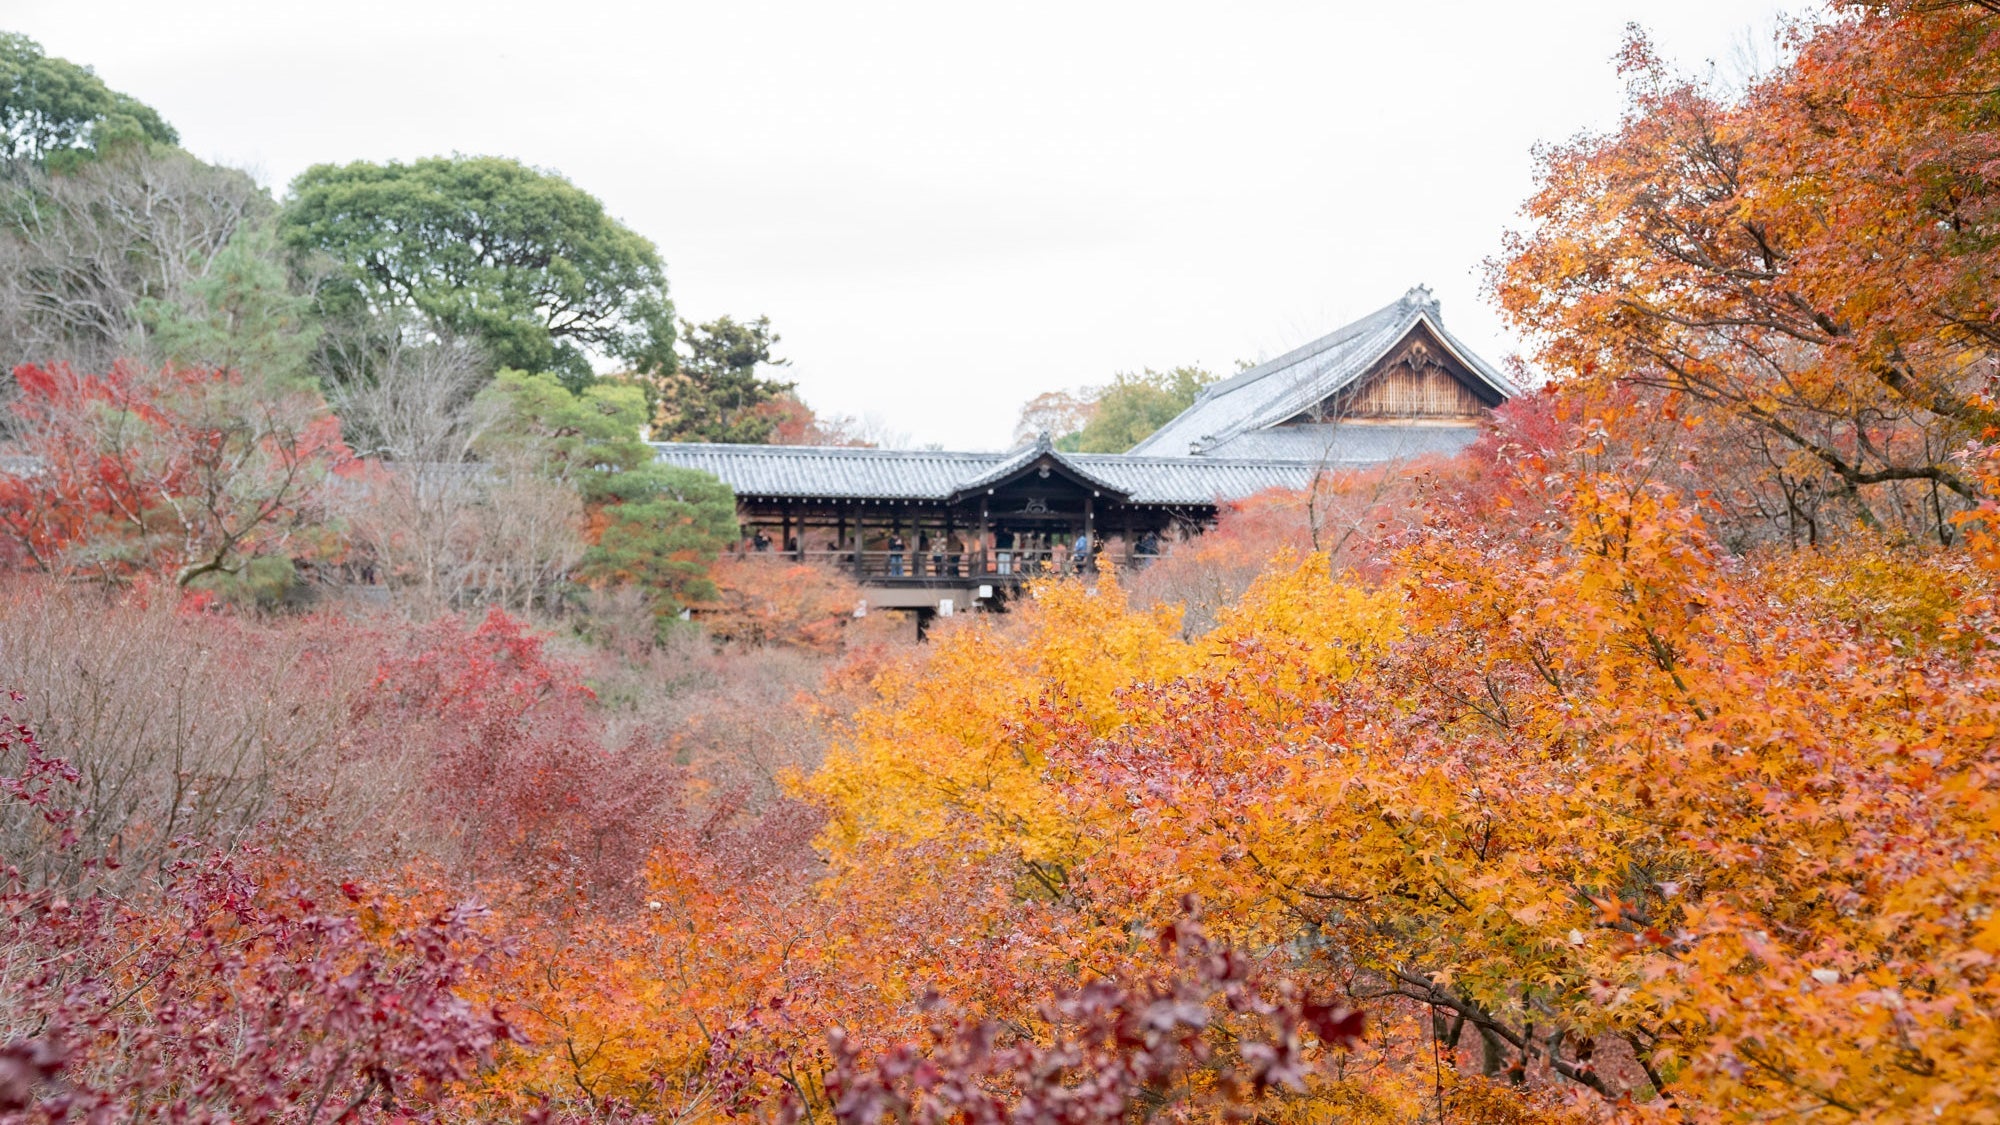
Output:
[0, 30, 806, 452]
[0, 31, 176, 164]
[0, 30, 1265, 461]
[1016, 365, 1221, 454]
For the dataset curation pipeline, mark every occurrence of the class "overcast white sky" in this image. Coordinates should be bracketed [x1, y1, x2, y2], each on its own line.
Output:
[13, 0, 1797, 449]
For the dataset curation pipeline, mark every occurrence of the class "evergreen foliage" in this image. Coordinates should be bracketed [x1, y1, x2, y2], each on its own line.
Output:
[653, 314, 794, 443]
[474, 369, 736, 629]
[139, 220, 320, 384]
[579, 466, 738, 617]
[280, 156, 676, 391]
[1060, 365, 1216, 452]
[474, 368, 658, 488]
[0, 32, 177, 164]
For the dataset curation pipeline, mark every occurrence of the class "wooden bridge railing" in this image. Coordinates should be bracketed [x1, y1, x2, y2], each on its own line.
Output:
[740, 546, 1160, 583]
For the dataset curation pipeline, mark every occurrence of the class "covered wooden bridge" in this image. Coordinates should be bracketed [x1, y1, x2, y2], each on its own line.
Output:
[650, 286, 1515, 617]
[651, 435, 1319, 610]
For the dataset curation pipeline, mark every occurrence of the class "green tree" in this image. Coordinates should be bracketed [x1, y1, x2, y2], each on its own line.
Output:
[654, 314, 794, 443]
[0, 32, 177, 164]
[1063, 365, 1217, 453]
[473, 368, 657, 489]
[475, 369, 736, 630]
[139, 220, 320, 384]
[279, 156, 675, 391]
[578, 466, 737, 622]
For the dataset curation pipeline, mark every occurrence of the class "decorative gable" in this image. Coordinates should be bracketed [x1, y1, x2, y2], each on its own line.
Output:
[947, 435, 1133, 504]
[1282, 320, 1503, 425]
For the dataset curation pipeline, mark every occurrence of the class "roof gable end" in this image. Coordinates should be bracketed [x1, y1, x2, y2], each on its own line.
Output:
[1276, 317, 1507, 425]
[949, 437, 1132, 503]
[1130, 286, 1515, 457]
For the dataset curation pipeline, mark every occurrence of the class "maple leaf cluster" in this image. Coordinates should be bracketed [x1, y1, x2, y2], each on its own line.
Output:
[0, 694, 512, 1123]
[6, 4, 2000, 1123]
[0, 363, 351, 588]
[1495, 1, 2000, 547]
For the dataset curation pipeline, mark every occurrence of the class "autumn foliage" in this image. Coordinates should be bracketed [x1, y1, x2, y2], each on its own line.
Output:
[10, 3, 2000, 1123]
[702, 555, 868, 653]
[0, 363, 350, 587]
[0, 696, 511, 1122]
[1494, 3, 2000, 544]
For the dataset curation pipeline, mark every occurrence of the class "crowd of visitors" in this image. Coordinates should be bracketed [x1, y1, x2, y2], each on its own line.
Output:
[735, 524, 1164, 577]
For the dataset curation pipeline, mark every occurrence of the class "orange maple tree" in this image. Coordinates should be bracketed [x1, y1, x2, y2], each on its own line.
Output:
[1494, 1, 2000, 545]
[0, 362, 351, 586]
[11, 5, 2000, 1124]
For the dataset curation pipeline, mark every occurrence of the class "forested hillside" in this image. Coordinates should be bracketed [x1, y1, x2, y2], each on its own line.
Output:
[6, 2, 2000, 1123]
[0, 25, 879, 624]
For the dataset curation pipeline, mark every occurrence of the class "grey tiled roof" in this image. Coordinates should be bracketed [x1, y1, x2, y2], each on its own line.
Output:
[651, 442, 1325, 506]
[649, 287, 1508, 507]
[1129, 285, 1515, 457]
[652, 444, 999, 500]
[947, 435, 1133, 500]
[1196, 423, 1481, 463]
[1067, 454, 1323, 503]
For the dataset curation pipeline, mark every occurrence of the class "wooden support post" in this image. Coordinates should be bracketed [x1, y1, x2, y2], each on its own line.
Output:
[977, 499, 990, 577]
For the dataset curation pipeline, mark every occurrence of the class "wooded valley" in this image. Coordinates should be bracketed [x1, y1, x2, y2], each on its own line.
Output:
[5, 3, 2000, 1122]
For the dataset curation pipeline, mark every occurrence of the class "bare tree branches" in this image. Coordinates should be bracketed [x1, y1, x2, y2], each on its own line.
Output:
[0, 148, 267, 378]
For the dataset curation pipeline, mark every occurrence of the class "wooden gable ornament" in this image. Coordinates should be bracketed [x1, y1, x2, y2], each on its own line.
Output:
[1287, 319, 1504, 426]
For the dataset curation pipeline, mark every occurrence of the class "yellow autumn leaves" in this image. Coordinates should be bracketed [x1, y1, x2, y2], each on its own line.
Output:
[798, 472, 2000, 1122]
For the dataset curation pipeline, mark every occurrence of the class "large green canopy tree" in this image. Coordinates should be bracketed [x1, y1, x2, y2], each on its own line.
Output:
[280, 156, 676, 390]
[0, 32, 177, 164]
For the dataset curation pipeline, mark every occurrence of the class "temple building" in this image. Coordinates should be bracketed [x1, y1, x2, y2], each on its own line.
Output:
[652, 285, 1514, 615]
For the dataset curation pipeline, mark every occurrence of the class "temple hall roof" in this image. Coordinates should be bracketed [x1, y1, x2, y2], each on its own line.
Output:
[651, 439, 1324, 506]
[1130, 285, 1516, 458]
[1192, 422, 1482, 463]
[651, 287, 1512, 507]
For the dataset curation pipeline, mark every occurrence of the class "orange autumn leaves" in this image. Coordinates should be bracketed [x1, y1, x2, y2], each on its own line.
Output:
[797, 452, 2000, 1121]
[15, 4, 2000, 1122]
[326, 4, 2000, 1115]
[455, 419, 2000, 1122]
[29, 450, 1998, 1124]
[1493, 2, 2000, 544]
